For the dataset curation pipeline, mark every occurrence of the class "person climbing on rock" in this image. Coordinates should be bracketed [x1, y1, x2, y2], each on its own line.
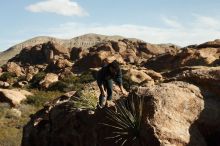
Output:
[96, 60, 128, 108]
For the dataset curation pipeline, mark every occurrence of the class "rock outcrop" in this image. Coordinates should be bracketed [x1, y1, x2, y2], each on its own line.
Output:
[145, 46, 220, 71]
[0, 34, 129, 66]
[0, 81, 10, 88]
[22, 80, 220, 146]
[0, 35, 219, 146]
[72, 40, 179, 72]
[123, 68, 153, 84]
[39, 73, 59, 88]
[164, 66, 220, 96]
[5, 62, 23, 76]
[197, 39, 220, 48]
[0, 89, 31, 107]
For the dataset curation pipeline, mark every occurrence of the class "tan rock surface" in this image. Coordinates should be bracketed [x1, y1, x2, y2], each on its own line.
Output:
[39, 73, 59, 88]
[6, 62, 23, 76]
[0, 89, 30, 107]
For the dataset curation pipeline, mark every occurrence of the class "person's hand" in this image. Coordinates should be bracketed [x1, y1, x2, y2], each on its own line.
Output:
[122, 88, 129, 96]
[106, 100, 115, 107]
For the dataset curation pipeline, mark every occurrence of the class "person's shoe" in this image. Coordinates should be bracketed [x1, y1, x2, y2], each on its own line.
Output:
[97, 102, 104, 109]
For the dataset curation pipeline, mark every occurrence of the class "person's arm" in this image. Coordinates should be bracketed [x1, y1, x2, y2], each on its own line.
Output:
[119, 84, 128, 95]
[113, 69, 128, 95]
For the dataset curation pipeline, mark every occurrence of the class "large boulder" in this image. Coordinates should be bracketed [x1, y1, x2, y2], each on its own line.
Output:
[0, 81, 10, 88]
[197, 39, 220, 48]
[55, 58, 73, 69]
[111, 41, 127, 53]
[6, 62, 23, 76]
[73, 51, 125, 72]
[39, 73, 59, 88]
[25, 66, 39, 81]
[145, 47, 220, 71]
[9, 41, 70, 65]
[138, 42, 178, 55]
[123, 68, 153, 84]
[97, 81, 206, 146]
[0, 89, 31, 107]
[22, 81, 220, 146]
[135, 81, 205, 146]
[164, 66, 220, 96]
[70, 47, 84, 61]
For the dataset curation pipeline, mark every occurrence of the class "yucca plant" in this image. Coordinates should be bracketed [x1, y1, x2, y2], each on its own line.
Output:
[101, 94, 145, 146]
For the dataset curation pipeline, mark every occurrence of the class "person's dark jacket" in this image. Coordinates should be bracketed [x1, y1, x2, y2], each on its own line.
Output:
[96, 66, 122, 87]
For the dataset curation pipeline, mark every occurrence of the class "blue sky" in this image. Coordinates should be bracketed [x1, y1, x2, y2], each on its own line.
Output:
[1, 0, 220, 51]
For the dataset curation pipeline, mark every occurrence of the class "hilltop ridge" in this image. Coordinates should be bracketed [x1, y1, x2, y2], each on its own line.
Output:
[0, 33, 142, 66]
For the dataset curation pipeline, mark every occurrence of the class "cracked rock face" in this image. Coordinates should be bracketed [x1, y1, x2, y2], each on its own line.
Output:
[22, 81, 218, 146]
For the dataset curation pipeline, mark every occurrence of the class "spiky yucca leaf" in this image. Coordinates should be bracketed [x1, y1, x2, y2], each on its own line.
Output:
[102, 95, 144, 146]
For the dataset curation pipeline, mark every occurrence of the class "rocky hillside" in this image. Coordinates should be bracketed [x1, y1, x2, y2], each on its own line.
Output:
[0, 33, 135, 66]
[21, 67, 220, 146]
[0, 35, 219, 146]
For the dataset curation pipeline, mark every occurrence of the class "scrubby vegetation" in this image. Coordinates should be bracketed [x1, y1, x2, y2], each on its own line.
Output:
[0, 103, 37, 146]
[29, 72, 46, 88]
[0, 89, 64, 146]
[48, 70, 95, 92]
[0, 69, 97, 146]
[102, 94, 144, 146]
[0, 72, 16, 83]
[71, 89, 97, 110]
[24, 90, 62, 108]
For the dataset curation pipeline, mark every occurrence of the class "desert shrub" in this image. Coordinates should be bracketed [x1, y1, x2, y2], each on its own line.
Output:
[16, 75, 26, 82]
[79, 70, 95, 83]
[48, 80, 83, 92]
[48, 81, 69, 92]
[48, 71, 95, 92]
[0, 126, 21, 146]
[24, 90, 62, 107]
[62, 70, 95, 84]
[0, 103, 38, 146]
[30, 72, 46, 88]
[71, 90, 97, 109]
[62, 75, 79, 84]
[102, 94, 145, 146]
[0, 72, 16, 82]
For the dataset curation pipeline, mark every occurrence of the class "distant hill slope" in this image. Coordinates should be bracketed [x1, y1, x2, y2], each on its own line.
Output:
[0, 33, 139, 66]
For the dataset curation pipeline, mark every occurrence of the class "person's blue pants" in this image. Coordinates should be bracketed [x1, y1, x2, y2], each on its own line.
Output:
[99, 79, 113, 105]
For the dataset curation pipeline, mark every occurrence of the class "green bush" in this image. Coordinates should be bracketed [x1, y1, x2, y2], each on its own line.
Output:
[24, 90, 62, 107]
[79, 71, 95, 83]
[17, 75, 26, 82]
[48, 81, 69, 92]
[0, 72, 16, 82]
[0, 103, 38, 146]
[62, 71, 95, 84]
[30, 72, 46, 88]
[72, 90, 97, 109]
[48, 71, 95, 92]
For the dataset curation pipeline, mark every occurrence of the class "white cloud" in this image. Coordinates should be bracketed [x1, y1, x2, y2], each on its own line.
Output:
[2, 14, 220, 51]
[26, 0, 88, 16]
[42, 15, 220, 46]
[192, 14, 220, 29]
[162, 16, 183, 28]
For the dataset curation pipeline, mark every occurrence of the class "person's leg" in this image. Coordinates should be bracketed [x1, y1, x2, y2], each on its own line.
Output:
[98, 82, 107, 107]
[106, 79, 113, 101]
[106, 79, 115, 107]
[99, 94, 105, 107]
